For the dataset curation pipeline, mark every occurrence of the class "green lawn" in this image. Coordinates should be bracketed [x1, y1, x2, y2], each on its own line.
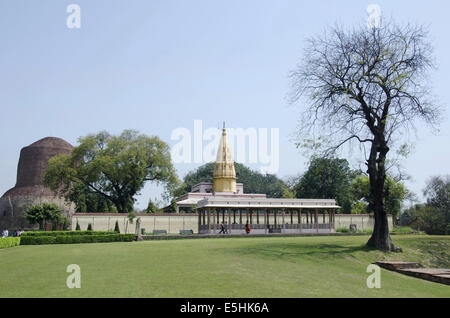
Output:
[0, 235, 449, 297]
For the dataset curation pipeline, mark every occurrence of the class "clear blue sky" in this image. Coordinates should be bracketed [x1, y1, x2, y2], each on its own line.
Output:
[0, 0, 449, 209]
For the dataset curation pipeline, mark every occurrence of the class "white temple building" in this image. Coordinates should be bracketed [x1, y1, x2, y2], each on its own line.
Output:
[175, 125, 340, 234]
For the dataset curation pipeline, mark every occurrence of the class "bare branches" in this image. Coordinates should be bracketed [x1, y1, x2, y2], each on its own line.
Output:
[289, 19, 440, 162]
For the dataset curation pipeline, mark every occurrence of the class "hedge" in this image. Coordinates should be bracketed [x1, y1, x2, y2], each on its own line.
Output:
[21, 231, 115, 237]
[19, 234, 136, 245]
[0, 237, 21, 249]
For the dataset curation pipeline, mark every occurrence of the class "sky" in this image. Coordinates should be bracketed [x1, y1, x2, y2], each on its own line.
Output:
[0, 0, 449, 210]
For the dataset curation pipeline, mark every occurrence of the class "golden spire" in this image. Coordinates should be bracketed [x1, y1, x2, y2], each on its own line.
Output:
[213, 123, 237, 193]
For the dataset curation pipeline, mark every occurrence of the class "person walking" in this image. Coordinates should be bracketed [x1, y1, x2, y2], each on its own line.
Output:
[219, 223, 225, 234]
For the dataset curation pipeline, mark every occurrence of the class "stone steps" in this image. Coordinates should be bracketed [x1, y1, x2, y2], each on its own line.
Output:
[375, 261, 450, 286]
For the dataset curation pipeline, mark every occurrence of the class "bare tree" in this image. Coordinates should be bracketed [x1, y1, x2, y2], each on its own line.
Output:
[289, 20, 441, 251]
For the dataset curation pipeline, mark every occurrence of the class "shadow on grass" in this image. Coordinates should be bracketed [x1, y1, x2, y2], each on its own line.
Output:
[220, 242, 379, 263]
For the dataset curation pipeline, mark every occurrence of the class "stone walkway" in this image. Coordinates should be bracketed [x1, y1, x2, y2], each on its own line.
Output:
[375, 261, 450, 286]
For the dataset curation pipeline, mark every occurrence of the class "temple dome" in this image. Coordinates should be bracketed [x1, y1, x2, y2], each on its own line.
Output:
[15, 137, 74, 188]
[2, 137, 73, 196]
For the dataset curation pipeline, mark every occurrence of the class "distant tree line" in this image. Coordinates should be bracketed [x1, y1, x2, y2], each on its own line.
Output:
[173, 157, 409, 218]
[399, 175, 450, 235]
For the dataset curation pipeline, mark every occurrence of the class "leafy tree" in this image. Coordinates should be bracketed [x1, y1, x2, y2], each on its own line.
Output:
[281, 187, 295, 199]
[289, 20, 440, 251]
[175, 162, 290, 198]
[69, 182, 116, 212]
[351, 201, 368, 214]
[24, 203, 63, 230]
[294, 157, 356, 213]
[413, 175, 450, 234]
[402, 204, 449, 235]
[146, 199, 158, 213]
[163, 198, 178, 213]
[423, 175, 450, 213]
[44, 130, 179, 213]
[350, 175, 408, 222]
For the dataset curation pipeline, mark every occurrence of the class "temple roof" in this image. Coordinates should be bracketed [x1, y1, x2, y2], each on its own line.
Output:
[196, 197, 341, 209]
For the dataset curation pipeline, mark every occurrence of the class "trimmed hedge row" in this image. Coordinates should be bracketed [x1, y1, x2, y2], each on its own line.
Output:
[20, 234, 136, 245]
[0, 237, 21, 249]
[21, 231, 115, 237]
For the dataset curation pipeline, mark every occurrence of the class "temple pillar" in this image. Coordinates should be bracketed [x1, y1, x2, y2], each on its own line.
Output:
[264, 208, 267, 234]
[315, 209, 319, 232]
[207, 209, 211, 233]
[299, 209, 302, 233]
[198, 209, 202, 232]
[273, 209, 278, 228]
[212, 209, 217, 234]
[329, 209, 332, 231]
[228, 209, 232, 235]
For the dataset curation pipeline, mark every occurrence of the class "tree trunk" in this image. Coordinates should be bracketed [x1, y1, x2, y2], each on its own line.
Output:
[365, 138, 401, 252]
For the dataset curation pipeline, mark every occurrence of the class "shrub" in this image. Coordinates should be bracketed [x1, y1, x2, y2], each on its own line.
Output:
[0, 237, 21, 249]
[75, 221, 81, 231]
[390, 226, 418, 234]
[336, 227, 372, 234]
[20, 236, 56, 245]
[21, 231, 115, 237]
[114, 221, 120, 233]
[416, 206, 448, 235]
[402, 204, 449, 235]
[20, 234, 136, 245]
[87, 223, 93, 231]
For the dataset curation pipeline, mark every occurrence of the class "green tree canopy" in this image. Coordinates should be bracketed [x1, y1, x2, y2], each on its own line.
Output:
[68, 182, 117, 213]
[175, 162, 290, 198]
[401, 204, 449, 235]
[294, 157, 356, 213]
[44, 130, 179, 213]
[146, 199, 158, 213]
[24, 203, 63, 230]
[350, 175, 408, 221]
[424, 175, 450, 213]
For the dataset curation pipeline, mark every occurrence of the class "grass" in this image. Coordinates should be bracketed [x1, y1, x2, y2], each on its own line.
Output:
[0, 235, 449, 297]
[336, 226, 421, 234]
